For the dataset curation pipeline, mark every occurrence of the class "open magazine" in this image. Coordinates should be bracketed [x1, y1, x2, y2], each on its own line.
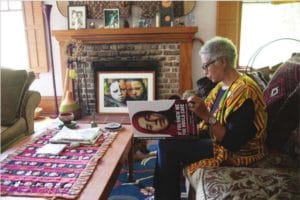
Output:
[127, 99, 199, 138]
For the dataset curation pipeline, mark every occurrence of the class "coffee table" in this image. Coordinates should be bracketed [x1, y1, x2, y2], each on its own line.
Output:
[0, 124, 133, 200]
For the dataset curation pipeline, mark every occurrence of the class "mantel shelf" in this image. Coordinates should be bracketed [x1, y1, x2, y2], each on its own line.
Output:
[52, 26, 198, 44]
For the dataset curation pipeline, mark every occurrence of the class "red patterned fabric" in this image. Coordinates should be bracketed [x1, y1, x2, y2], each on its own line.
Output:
[264, 53, 300, 150]
[0, 128, 118, 199]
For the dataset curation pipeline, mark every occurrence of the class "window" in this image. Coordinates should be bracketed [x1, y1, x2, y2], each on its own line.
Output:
[239, 2, 300, 69]
[0, 1, 29, 69]
[1, 1, 49, 73]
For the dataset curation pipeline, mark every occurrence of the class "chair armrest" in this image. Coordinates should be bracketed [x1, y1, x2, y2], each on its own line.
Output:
[21, 90, 41, 135]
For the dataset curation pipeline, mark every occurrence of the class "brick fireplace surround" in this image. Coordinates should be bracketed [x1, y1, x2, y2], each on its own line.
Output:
[52, 27, 197, 116]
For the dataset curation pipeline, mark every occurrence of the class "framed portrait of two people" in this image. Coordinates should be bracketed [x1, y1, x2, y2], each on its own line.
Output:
[96, 71, 155, 114]
[68, 5, 87, 30]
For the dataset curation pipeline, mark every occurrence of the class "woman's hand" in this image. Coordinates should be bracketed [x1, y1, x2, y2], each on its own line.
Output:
[187, 95, 226, 143]
[187, 95, 210, 122]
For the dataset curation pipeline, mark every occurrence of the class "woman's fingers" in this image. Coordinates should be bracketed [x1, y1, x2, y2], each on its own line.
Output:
[187, 96, 209, 119]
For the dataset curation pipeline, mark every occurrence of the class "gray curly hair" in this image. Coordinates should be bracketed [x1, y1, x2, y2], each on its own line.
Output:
[199, 36, 237, 68]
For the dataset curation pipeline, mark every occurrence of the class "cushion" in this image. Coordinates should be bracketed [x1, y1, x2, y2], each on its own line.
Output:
[0, 69, 28, 126]
[246, 71, 268, 91]
[264, 53, 300, 150]
[194, 167, 300, 200]
[249, 153, 298, 169]
[1, 118, 27, 151]
[196, 77, 217, 99]
[254, 66, 273, 82]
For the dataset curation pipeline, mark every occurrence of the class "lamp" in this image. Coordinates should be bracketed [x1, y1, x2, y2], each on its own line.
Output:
[246, 37, 300, 72]
[42, 4, 59, 118]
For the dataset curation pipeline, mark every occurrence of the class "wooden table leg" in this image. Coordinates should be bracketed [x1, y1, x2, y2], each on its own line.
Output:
[127, 136, 134, 182]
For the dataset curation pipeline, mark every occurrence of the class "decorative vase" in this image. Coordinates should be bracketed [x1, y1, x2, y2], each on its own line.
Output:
[59, 90, 81, 120]
[58, 112, 74, 124]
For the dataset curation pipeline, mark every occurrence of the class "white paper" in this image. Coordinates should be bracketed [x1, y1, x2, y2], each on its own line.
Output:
[50, 127, 102, 144]
[36, 143, 66, 155]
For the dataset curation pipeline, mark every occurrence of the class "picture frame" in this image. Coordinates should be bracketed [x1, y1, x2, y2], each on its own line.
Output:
[104, 9, 120, 28]
[96, 71, 155, 114]
[68, 6, 87, 30]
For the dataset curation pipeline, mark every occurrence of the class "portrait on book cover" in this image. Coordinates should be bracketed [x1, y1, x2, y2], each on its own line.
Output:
[128, 100, 199, 138]
[96, 71, 155, 114]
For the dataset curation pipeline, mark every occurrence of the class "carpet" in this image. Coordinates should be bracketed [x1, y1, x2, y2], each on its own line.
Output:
[108, 142, 188, 200]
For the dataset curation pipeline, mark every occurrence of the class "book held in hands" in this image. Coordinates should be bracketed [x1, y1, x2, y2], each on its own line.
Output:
[127, 99, 199, 138]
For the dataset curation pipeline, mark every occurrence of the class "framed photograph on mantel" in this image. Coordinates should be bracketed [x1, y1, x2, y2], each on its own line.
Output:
[104, 9, 120, 28]
[68, 6, 87, 30]
[96, 71, 155, 114]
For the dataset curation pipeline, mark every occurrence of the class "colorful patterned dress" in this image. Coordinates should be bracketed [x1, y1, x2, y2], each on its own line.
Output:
[186, 75, 268, 175]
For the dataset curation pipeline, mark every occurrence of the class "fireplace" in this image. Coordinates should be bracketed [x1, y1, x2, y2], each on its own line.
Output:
[92, 61, 157, 114]
[71, 42, 182, 115]
[52, 27, 197, 117]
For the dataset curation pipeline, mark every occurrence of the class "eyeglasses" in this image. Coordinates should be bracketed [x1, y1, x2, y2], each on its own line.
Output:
[202, 59, 217, 70]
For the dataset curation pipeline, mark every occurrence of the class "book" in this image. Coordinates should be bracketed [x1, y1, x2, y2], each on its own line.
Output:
[127, 99, 199, 138]
[50, 127, 102, 144]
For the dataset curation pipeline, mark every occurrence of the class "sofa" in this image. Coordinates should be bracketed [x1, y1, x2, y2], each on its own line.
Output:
[1, 68, 41, 151]
[185, 53, 300, 200]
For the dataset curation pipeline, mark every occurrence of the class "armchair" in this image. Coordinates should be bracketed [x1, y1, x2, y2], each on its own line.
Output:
[1, 68, 41, 151]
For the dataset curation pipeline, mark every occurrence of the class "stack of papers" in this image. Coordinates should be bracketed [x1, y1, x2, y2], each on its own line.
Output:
[36, 143, 66, 155]
[50, 127, 102, 144]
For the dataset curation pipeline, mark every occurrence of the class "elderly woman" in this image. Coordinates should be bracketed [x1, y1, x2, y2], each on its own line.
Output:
[154, 37, 267, 200]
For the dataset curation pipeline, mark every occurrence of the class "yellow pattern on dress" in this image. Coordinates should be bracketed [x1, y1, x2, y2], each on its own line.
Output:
[186, 75, 267, 176]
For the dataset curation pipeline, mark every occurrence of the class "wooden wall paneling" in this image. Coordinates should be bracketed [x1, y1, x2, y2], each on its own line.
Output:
[180, 42, 193, 93]
[216, 1, 242, 57]
[39, 96, 62, 115]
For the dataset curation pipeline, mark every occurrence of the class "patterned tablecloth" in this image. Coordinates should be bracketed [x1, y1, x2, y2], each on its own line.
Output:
[0, 127, 118, 199]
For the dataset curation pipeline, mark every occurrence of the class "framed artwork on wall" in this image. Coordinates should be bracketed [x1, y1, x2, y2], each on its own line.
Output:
[104, 9, 120, 28]
[68, 5, 87, 30]
[96, 71, 155, 114]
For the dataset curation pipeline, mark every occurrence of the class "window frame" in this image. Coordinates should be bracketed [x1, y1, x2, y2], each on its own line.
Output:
[23, 1, 49, 73]
[217, 1, 299, 70]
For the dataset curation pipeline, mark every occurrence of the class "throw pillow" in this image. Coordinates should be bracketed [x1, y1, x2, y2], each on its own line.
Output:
[246, 71, 268, 91]
[264, 53, 300, 150]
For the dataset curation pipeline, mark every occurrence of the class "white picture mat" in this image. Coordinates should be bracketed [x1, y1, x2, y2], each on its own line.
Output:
[97, 71, 155, 114]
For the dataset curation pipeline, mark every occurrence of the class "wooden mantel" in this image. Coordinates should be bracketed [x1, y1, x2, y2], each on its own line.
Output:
[52, 26, 198, 93]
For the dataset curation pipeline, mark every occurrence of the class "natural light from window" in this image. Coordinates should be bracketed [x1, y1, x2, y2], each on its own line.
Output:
[239, 2, 300, 69]
[0, 1, 29, 70]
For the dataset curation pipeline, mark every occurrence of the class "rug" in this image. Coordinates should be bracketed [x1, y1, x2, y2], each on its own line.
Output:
[0, 128, 118, 199]
[108, 142, 188, 200]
